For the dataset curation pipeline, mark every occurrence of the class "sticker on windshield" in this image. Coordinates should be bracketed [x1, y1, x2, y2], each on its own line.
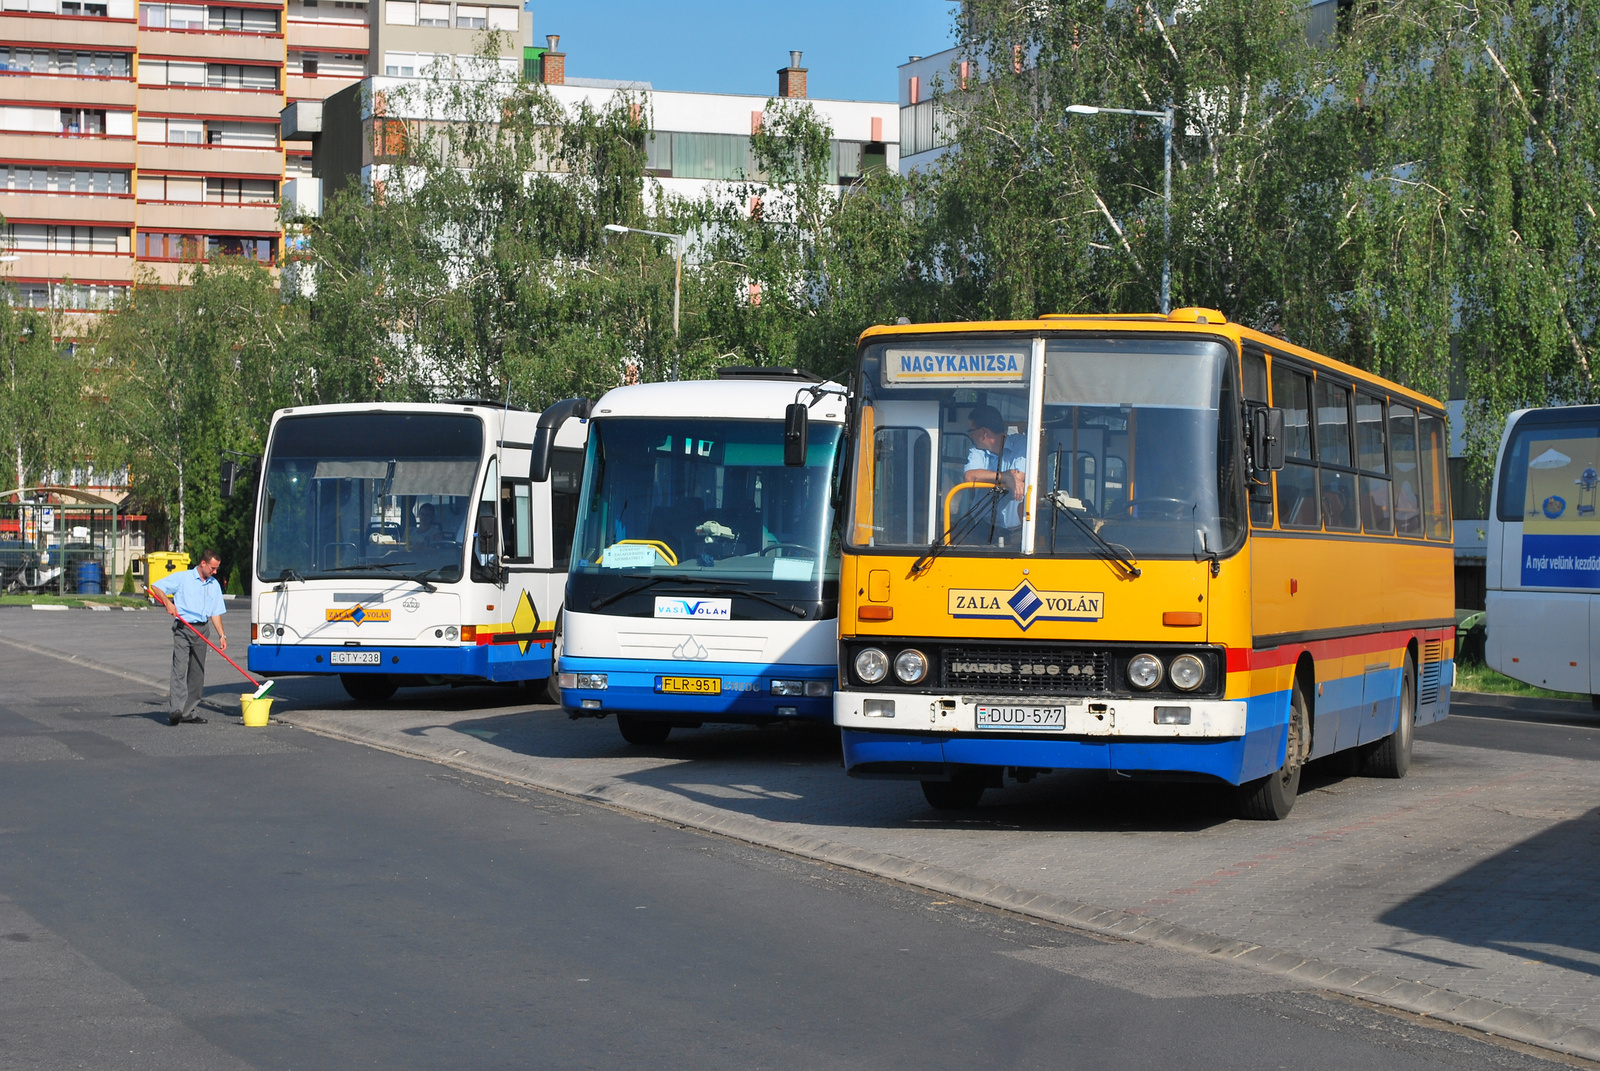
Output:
[771, 558, 814, 582]
[882, 346, 1028, 385]
[948, 580, 1103, 630]
[602, 543, 666, 569]
[654, 597, 732, 620]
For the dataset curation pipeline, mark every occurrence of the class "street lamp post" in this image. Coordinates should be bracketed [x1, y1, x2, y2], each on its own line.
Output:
[603, 223, 686, 377]
[1063, 103, 1174, 315]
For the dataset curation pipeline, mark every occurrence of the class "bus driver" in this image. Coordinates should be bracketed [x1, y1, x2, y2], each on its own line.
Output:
[964, 404, 1028, 540]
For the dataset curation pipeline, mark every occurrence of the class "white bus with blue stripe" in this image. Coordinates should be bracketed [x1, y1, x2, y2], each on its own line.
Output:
[247, 401, 588, 701]
[556, 369, 846, 745]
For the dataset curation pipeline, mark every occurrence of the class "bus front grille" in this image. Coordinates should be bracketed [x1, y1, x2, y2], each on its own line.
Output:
[941, 646, 1110, 695]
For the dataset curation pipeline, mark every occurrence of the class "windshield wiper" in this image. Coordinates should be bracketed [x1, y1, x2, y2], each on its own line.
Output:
[273, 567, 305, 591]
[589, 574, 693, 611]
[909, 483, 1007, 577]
[1043, 492, 1142, 579]
[688, 583, 808, 619]
[325, 562, 439, 592]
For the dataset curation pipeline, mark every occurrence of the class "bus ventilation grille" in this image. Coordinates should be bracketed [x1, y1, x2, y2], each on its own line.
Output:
[1419, 640, 1443, 705]
[941, 646, 1109, 696]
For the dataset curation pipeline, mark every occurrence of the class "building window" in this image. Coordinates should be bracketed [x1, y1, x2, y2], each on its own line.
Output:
[454, 3, 484, 27]
[208, 6, 279, 30]
[384, 0, 414, 23]
[208, 63, 278, 89]
[5, 282, 125, 310]
[139, 3, 205, 27]
[136, 232, 274, 263]
[58, 108, 107, 135]
[0, 48, 131, 77]
[206, 119, 278, 146]
[8, 223, 126, 253]
[301, 56, 319, 75]
[417, 2, 446, 24]
[206, 176, 277, 204]
[1, 166, 129, 194]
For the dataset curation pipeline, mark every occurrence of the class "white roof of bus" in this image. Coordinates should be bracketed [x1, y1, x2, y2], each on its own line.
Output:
[591, 377, 847, 423]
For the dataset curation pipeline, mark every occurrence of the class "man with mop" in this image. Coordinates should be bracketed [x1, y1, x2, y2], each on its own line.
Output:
[149, 549, 228, 726]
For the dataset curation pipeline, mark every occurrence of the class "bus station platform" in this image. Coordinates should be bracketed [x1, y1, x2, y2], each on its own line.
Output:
[3, 605, 1598, 1064]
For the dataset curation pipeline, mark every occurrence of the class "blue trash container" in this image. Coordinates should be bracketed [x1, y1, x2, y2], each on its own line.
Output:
[75, 561, 104, 595]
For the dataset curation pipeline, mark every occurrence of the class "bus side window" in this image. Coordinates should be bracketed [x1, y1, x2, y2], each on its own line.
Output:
[549, 446, 583, 570]
[1315, 378, 1358, 532]
[471, 457, 500, 582]
[1418, 413, 1451, 540]
[1389, 405, 1422, 536]
[500, 480, 533, 561]
[1273, 364, 1318, 529]
[1355, 391, 1392, 534]
[1243, 350, 1272, 527]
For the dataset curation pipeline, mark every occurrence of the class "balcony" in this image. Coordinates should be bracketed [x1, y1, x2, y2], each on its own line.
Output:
[0, 132, 135, 166]
[137, 29, 286, 64]
[3, 251, 135, 283]
[0, 75, 137, 109]
[0, 192, 136, 226]
[286, 19, 367, 50]
[0, 14, 136, 50]
[135, 200, 280, 233]
[136, 142, 282, 175]
[285, 73, 360, 101]
[136, 86, 284, 119]
[132, 258, 279, 284]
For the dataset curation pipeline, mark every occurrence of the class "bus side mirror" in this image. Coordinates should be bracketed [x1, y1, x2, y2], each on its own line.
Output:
[531, 397, 592, 482]
[784, 403, 809, 467]
[220, 459, 238, 499]
[1253, 408, 1286, 471]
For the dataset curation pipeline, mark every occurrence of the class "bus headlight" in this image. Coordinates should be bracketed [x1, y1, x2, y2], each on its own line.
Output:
[1127, 654, 1163, 690]
[854, 648, 889, 685]
[445, 626, 458, 641]
[893, 649, 928, 684]
[1169, 654, 1205, 691]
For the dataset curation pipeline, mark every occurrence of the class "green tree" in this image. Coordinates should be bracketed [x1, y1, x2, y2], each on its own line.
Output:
[0, 296, 85, 493]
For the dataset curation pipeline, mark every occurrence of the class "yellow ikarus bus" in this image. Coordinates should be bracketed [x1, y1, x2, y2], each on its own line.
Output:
[830, 309, 1456, 818]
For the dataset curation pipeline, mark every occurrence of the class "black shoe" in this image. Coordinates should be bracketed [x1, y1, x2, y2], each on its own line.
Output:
[181, 715, 208, 724]
[168, 712, 182, 726]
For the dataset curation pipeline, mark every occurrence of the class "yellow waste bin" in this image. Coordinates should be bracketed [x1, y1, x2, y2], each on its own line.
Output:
[144, 552, 190, 600]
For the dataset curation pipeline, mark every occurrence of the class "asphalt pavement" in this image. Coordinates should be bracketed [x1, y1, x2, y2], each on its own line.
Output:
[1, 606, 1597, 1069]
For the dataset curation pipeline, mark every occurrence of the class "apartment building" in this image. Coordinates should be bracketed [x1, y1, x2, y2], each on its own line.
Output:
[306, 47, 897, 206]
[0, 0, 525, 309]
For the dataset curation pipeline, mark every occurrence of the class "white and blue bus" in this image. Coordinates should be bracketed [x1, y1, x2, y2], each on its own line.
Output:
[556, 369, 846, 745]
[247, 400, 588, 701]
[1485, 404, 1600, 704]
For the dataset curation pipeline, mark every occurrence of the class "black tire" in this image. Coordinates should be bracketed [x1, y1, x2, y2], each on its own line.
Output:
[617, 714, 672, 746]
[921, 773, 986, 811]
[1363, 654, 1416, 779]
[341, 673, 398, 703]
[1238, 677, 1308, 820]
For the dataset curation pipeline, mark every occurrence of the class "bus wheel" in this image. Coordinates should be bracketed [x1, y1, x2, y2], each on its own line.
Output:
[1363, 654, 1415, 779]
[341, 673, 398, 703]
[1237, 679, 1307, 820]
[921, 772, 986, 811]
[617, 714, 672, 746]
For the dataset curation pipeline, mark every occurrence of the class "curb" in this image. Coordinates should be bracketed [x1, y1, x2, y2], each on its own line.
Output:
[279, 707, 1600, 1065]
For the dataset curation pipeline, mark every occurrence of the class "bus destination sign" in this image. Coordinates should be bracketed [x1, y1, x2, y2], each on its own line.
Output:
[882, 346, 1028, 385]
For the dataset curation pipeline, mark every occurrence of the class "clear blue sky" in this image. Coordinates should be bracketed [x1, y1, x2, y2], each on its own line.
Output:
[529, 1, 958, 102]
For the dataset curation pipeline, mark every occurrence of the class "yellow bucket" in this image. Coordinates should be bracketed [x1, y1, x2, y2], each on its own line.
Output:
[240, 694, 273, 726]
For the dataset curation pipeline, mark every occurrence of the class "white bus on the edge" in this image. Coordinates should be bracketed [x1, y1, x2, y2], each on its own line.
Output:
[1486, 403, 1600, 707]
[556, 368, 847, 746]
[247, 400, 588, 702]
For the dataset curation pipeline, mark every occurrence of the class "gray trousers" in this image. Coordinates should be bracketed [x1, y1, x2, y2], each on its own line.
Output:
[170, 619, 213, 717]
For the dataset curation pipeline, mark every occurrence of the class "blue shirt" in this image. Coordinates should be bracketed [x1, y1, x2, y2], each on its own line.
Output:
[154, 567, 227, 624]
[967, 433, 1029, 529]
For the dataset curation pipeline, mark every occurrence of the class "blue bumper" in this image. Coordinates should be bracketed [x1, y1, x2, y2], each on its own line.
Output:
[841, 689, 1293, 787]
[559, 654, 834, 723]
[248, 640, 554, 682]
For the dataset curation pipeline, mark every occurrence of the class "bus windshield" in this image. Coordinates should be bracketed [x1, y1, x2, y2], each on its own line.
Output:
[851, 336, 1244, 558]
[257, 412, 484, 583]
[569, 417, 842, 615]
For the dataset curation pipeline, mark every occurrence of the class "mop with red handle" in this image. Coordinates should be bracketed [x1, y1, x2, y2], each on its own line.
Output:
[154, 589, 275, 699]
